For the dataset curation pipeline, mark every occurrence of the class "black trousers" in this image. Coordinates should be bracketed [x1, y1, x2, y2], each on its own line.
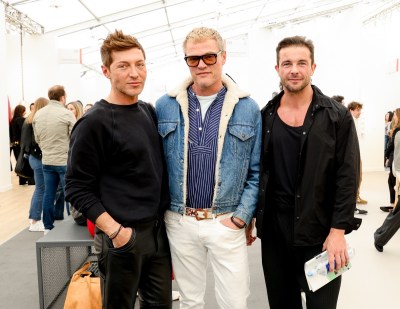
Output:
[388, 166, 396, 204]
[375, 199, 400, 247]
[261, 225, 341, 309]
[95, 218, 172, 309]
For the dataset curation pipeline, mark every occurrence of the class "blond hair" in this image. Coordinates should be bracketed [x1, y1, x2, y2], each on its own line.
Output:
[67, 101, 84, 120]
[26, 97, 49, 124]
[390, 108, 400, 138]
[183, 27, 224, 53]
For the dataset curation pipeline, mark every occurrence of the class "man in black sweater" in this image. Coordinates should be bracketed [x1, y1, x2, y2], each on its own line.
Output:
[65, 30, 172, 308]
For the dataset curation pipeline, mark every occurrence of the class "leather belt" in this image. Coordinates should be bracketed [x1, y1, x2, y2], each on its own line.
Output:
[184, 207, 228, 221]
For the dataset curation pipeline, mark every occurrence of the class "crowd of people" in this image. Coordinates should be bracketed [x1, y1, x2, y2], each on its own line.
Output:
[7, 27, 375, 309]
[9, 95, 93, 233]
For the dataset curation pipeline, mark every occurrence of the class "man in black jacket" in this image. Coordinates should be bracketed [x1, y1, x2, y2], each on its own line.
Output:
[257, 36, 361, 309]
[65, 30, 172, 308]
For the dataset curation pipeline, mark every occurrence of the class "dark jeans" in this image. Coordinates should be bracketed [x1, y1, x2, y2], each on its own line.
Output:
[95, 218, 172, 309]
[42, 164, 66, 230]
[28, 155, 44, 221]
[261, 224, 341, 309]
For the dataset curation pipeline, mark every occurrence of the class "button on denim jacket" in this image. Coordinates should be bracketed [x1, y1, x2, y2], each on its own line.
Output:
[155, 75, 261, 225]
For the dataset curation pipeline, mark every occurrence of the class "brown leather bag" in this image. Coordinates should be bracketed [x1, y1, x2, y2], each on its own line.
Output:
[64, 261, 101, 309]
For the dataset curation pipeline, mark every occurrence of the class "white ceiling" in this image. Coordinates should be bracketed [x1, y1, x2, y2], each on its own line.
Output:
[3, 0, 399, 71]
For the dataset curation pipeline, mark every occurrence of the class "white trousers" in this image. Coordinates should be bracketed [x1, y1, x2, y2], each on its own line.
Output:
[164, 210, 250, 309]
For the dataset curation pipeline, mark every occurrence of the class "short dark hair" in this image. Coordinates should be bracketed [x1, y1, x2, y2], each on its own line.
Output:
[101, 30, 146, 68]
[48, 85, 66, 101]
[347, 101, 363, 111]
[331, 95, 344, 104]
[276, 36, 315, 65]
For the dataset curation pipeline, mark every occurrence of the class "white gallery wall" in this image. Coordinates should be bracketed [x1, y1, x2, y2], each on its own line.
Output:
[242, 7, 400, 172]
[1, 4, 400, 190]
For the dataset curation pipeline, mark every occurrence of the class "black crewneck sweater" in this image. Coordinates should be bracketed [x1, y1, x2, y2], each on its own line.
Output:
[65, 99, 169, 225]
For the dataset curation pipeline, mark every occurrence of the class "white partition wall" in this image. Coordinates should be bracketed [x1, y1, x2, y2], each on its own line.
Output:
[244, 7, 400, 172]
[0, 2, 12, 192]
[6, 33, 82, 106]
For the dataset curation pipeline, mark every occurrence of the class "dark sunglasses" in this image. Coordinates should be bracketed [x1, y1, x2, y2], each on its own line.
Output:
[184, 50, 222, 67]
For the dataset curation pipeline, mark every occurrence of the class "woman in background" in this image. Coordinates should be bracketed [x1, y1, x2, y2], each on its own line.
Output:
[10, 104, 34, 185]
[21, 97, 49, 232]
[66, 101, 84, 120]
[383, 109, 400, 212]
[385, 111, 394, 162]
[375, 108, 400, 251]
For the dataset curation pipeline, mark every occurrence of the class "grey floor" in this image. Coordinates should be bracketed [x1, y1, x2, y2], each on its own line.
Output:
[1, 171, 400, 308]
[0, 220, 268, 309]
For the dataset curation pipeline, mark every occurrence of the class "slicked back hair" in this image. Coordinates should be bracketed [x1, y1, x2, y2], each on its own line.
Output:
[276, 35, 315, 65]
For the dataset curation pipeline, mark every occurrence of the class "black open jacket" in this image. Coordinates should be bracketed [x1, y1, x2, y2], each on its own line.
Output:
[256, 85, 362, 246]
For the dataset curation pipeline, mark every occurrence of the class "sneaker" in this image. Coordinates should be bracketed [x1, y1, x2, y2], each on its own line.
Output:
[380, 206, 394, 212]
[29, 221, 45, 232]
[354, 208, 368, 215]
[44, 229, 50, 235]
[356, 197, 368, 204]
[172, 291, 181, 301]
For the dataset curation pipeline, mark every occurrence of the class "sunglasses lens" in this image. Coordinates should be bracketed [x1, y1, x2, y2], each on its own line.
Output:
[185, 52, 220, 67]
[186, 56, 200, 67]
[202, 54, 217, 65]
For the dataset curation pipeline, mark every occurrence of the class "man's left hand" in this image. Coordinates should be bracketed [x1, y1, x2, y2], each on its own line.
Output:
[322, 228, 349, 272]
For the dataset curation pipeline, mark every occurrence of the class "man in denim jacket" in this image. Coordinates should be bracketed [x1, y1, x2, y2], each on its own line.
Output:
[156, 27, 261, 309]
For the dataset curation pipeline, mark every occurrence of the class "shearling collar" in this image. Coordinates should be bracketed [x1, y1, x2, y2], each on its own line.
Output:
[167, 74, 250, 100]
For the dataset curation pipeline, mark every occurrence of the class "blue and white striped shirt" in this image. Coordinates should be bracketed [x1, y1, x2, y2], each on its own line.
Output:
[186, 86, 226, 209]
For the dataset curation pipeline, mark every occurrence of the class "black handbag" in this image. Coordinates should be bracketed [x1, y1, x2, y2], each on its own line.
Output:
[15, 152, 34, 178]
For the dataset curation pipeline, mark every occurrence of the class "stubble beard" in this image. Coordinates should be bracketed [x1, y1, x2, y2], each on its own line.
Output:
[282, 77, 311, 94]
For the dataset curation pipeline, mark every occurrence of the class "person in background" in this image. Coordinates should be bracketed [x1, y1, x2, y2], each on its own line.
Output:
[382, 109, 400, 212]
[84, 103, 94, 113]
[348, 101, 368, 211]
[375, 108, 400, 251]
[156, 26, 261, 309]
[257, 36, 361, 309]
[65, 30, 172, 308]
[385, 111, 394, 160]
[331, 95, 345, 105]
[66, 101, 84, 120]
[10, 104, 34, 185]
[33, 85, 76, 234]
[21, 97, 49, 232]
[55, 101, 83, 218]
[29, 102, 35, 112]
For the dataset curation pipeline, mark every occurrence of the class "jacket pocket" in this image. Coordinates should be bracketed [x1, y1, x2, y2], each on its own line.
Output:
[158, 122, 178, 154]
[227, 124, 255, 159]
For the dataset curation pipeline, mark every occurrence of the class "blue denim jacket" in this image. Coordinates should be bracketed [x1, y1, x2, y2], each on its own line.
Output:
[155, 75, 261, 225]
